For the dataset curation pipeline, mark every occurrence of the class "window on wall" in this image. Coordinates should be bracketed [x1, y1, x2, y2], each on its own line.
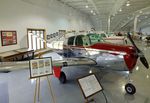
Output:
[27, 29, 46, 51]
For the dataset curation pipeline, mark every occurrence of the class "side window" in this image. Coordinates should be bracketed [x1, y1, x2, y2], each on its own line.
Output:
[82, 36, 90, 46]
[75, 36, 83, 46]
[68, 36, 75, 45]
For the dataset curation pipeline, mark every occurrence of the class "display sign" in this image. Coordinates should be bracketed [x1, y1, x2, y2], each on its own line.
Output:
[29, 57, 53, 78]
[77, 74, 103, 99]
[1, 31, 17, 46]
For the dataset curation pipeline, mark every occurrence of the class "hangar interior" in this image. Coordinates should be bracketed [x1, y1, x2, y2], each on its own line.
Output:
[0, 0, 150, 103]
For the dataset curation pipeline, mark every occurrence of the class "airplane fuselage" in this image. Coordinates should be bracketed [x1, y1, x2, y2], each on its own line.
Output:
[63, 35, 138, 71]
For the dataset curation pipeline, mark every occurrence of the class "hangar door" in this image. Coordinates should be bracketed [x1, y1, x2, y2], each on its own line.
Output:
[27, 29, 46, 50]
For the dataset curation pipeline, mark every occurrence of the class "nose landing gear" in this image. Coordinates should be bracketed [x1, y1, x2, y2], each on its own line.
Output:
[125, 83, 136, 95]
[125, 71, 136, 95]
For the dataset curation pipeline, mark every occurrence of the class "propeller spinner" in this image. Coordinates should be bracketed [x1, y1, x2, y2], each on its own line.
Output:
[127, 32, 149, 69]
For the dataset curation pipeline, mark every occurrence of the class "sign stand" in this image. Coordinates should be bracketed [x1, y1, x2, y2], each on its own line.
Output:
[34, 78, 40, 103]
[46, 76, 56, 103]
[33, 76, 56, 103]
[85, 98, 95, 103]
[29, 57, 56, 103]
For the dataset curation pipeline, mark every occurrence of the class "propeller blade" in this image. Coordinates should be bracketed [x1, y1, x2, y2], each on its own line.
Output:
[127, 32, 141, 53]
[140, 57, 149, 69]
[127, 32, 149, 69]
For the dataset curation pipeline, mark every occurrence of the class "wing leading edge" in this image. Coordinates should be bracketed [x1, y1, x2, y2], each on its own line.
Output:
[0, 57, 97, 72]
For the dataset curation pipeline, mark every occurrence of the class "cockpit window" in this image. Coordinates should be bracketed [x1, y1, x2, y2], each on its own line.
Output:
[68, 36, 75, 45]
[101, 33, 106, 37]
[75, 35, 84, 46]
[87, 33, 105, 44]
[82, 36, 91, 46]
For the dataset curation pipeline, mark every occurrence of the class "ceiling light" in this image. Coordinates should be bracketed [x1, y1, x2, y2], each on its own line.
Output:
[146, 75, 149, 79]
[139, 11, 142, 13]
[126, 3, 130, 6]
[91, 10, 93, 13]
[119, 9, 122, 12]
[93, 13, 96, 15]
[85, 5, 88, 8]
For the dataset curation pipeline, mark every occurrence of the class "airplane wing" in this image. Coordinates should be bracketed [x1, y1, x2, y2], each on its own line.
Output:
[0, 57, 96, 72]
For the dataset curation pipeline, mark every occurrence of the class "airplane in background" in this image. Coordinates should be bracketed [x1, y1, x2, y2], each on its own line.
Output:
[0, 33, 149, 95]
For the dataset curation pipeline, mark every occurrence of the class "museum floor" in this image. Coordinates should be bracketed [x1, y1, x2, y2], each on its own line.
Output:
[0, 40, 150, 103]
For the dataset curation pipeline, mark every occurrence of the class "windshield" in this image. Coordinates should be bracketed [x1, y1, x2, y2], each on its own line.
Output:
[87, 33, 105, 45]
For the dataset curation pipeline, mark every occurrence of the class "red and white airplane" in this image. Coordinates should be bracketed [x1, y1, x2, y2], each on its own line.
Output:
[0, 33, 149, 95]
[52, 33, 149, 95]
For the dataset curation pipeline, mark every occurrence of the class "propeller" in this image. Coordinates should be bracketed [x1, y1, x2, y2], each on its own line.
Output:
[127, 32, 149, 69]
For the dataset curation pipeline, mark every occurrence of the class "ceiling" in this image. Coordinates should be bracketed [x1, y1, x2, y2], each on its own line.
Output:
[57, 0, 150, 32]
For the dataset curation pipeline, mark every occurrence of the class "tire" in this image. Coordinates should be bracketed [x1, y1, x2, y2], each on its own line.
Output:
[125, 83, 136, 95]
[59, 71, 67, 84]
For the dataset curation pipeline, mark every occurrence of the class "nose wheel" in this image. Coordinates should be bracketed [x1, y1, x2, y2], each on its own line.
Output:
[125, 83, 136, 95]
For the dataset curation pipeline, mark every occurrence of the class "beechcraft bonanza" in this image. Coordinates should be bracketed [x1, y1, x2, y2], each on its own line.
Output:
[0, 33, 149, 95]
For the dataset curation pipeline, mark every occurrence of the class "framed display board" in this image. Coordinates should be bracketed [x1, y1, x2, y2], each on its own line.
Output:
[77, 74, 103, 99]
[1, 31, 17, 46]
[29, 57, 53, 78]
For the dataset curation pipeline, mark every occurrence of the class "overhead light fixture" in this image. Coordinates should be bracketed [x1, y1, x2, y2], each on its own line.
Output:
[126, 3, 130, 6]
[119, 9, 122, 12]
[91, 10, 93, 13]
[139, 11, 142, 13]
[85, 5, 89, 8]
[146, 75, 149, 79]
[126, 1, 130, 6]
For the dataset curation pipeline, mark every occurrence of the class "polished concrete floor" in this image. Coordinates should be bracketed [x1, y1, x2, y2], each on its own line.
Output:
[0, 40, 150, 103]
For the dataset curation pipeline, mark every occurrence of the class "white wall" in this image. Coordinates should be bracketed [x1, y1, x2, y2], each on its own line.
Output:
[142, 27, 150, 35]
[0, 0, 93, 52]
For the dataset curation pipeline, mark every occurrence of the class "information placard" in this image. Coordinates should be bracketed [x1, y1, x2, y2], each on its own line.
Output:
[77, 74, 103, 99]
[1, 31, 17, 46]
[29, 57, 53, 78]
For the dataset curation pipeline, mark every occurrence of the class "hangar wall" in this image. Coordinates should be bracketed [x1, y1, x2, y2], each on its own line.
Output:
[0, 0, 93, 52]
[142, 27, 150, 35]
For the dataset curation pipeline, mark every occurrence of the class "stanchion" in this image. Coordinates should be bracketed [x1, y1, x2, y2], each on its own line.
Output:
[47, 76, 57, 103]
[38, 78, 41, 102]
[33, 78, 41, 103]
[85, 98, 94, 103]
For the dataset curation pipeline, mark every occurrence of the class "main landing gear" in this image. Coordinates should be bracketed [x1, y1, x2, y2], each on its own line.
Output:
[59, 71, 67, 84]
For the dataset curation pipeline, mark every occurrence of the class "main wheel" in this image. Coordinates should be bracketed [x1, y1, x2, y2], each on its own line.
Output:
[59, 71, 67, 84]
[125, 83, 136, 95]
